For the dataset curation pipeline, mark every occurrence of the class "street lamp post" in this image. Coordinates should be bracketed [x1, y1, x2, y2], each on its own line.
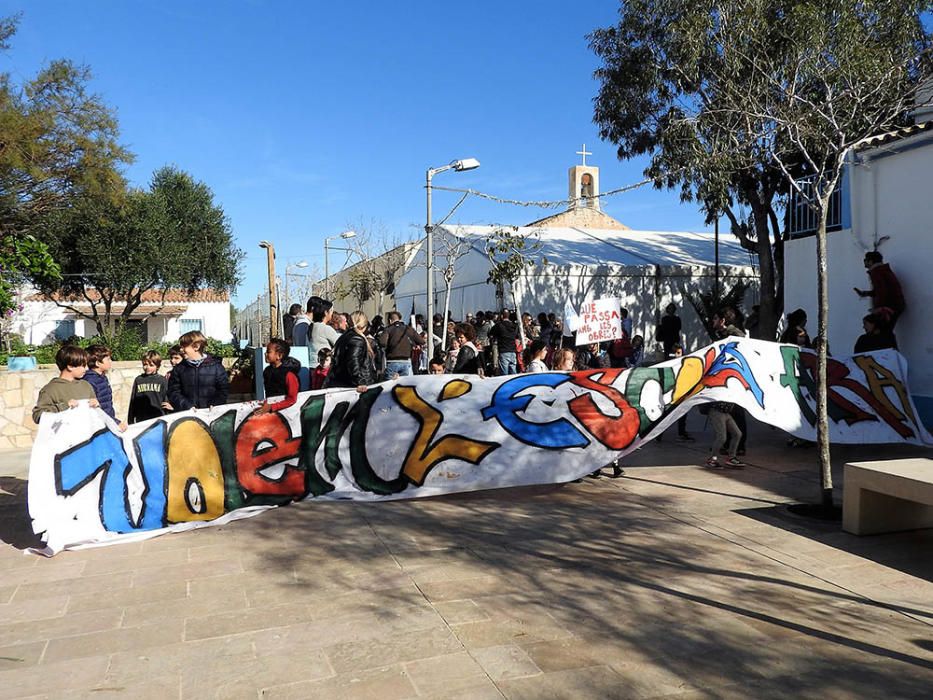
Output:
[258, 240, 278, 340]
[324, 230, 357, 298]
[425, 157, 480, 352]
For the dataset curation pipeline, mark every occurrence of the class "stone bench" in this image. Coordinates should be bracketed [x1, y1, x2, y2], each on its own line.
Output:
[843, 459, 933, 535]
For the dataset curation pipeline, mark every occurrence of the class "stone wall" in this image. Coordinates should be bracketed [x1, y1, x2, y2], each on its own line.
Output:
[0, 359, 241, 451]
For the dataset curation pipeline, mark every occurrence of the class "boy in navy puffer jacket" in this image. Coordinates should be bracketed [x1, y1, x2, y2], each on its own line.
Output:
[167, 330, 229, 410]
[82, 345, 127, 430]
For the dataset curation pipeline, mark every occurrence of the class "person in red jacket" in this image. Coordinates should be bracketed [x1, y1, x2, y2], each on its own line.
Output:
[854, 251, 905, 331]
[310, 348, 332, 390]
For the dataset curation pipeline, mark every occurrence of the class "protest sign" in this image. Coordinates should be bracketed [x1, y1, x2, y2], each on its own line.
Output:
[575, 298, 622, 345]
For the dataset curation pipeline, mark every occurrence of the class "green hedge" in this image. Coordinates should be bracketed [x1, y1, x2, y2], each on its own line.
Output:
[0, 329, 239, 366]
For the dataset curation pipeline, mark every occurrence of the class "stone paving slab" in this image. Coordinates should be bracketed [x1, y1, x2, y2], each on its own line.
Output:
[0, 424, 932, 698]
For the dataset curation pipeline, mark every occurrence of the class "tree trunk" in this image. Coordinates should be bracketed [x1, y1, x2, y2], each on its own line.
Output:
[815, 198, 833, 508]
[769, 208, 786, 318]
[441, 280, 452, 352]
[509, 276, 527, 348]
[753, 207, 779, 340]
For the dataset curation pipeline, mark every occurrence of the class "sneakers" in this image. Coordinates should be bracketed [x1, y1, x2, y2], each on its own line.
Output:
[705, 456, 723, 469]
[676, 433, 695, 442]
[726, 457, 745, 469]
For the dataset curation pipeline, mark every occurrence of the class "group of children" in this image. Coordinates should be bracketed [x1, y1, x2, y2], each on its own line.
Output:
[32, 331, 229, 427]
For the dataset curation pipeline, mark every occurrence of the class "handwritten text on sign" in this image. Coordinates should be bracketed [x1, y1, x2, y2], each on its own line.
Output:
[575, 298, 622, 345]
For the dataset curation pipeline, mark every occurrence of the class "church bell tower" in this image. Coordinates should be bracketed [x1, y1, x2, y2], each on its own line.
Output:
[568, 144, 600, 211]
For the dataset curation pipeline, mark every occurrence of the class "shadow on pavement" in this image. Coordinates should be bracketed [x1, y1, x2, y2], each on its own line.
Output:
[738, 504, 933, 584]
[234, 467, 933, 697]
[0, 475, 43, 550]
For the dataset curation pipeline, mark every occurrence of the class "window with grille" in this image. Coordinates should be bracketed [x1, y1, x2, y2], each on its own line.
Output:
[54, 320, 76, 340]
[787, 174, 843, 238]
[179, 318, 203, 334]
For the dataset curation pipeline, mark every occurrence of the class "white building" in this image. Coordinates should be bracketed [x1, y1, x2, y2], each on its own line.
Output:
[783, 117, 933, 422]
[307, 154, 760, 351]
[393, 224, 758, 352]
[12, 287, 232, 344]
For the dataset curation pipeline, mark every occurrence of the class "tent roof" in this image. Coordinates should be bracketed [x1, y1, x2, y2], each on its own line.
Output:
[436, 224, 756, 268]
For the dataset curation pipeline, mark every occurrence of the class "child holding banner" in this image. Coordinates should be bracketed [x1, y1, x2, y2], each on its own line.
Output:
[82, 345, 118, 421]
[127, 350, 168, 424]
[257, 339, 301, 413]
[32, 345, 99, 423]
[167, 331, 229, 410]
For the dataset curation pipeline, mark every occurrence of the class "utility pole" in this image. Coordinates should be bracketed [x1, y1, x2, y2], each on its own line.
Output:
[259, 240, 278, 340]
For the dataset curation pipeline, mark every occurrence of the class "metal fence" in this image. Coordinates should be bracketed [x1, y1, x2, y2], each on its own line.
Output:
[232, 290, 272, 348]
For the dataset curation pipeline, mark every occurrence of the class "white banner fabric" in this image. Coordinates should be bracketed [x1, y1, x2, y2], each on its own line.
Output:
[27, 339, 932, 554]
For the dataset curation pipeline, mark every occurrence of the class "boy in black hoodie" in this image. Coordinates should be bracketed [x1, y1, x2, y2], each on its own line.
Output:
[128, 350, 168, 423]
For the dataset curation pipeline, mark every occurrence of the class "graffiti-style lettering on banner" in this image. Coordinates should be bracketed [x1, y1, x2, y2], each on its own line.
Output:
[27, 339, 932, 554]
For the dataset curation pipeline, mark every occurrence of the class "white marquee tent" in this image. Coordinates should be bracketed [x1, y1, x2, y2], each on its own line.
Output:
[393, 225, 759, 352]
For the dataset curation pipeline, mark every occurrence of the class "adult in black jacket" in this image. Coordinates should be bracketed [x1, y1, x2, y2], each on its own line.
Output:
[489, 310, 519, 375]
[167, 331, 230, 410]
[325, 311, 377, 390]
[656, 303, 682, 357]
[452, 323, 482, 374]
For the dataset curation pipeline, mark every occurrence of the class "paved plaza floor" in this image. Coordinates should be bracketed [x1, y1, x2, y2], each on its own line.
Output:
[0, 421, 931, 699]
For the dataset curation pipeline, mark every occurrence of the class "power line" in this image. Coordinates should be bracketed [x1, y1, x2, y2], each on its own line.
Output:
[429, 172, 675, 210]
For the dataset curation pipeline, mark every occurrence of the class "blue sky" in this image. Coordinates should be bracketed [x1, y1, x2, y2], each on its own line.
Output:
[3, 1, 710, 306]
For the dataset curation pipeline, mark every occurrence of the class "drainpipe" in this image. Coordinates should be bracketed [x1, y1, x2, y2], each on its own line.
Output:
[654, 265, 662, 339]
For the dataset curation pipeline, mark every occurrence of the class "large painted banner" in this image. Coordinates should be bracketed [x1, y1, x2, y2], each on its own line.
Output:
[27, 339, 932, 554]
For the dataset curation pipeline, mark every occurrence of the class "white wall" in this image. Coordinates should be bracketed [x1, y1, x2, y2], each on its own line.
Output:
[14, 301, 74, 344]
[11, 297, 231, 345]
[784, 132, 933, 398]
[165, 302, 231, 343]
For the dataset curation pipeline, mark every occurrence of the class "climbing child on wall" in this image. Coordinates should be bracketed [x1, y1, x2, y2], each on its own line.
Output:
[32, 345, 99, 423]
[257, 339, 301, 413]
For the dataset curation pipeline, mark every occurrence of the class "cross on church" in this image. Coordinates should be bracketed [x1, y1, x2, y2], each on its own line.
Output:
[576, 143, 592, 166]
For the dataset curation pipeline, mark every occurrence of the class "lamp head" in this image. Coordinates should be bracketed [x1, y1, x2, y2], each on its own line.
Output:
[452, 158, 480, 172]
[340, 230, 357, 240]
[296, 261, 309, 268]
[259, 240, 272, 249]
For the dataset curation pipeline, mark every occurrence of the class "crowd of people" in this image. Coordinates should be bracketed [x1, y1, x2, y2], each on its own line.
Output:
[273, 295, 732, 470]
[280, 297, 656, 387]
